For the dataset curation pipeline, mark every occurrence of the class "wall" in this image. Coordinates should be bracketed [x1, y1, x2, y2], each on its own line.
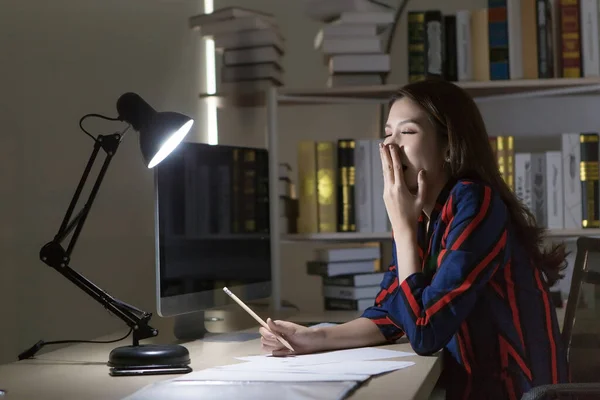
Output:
[0, 0, 206, 364]
[214, 0, 598, 310]
[0, 0, 595, 365]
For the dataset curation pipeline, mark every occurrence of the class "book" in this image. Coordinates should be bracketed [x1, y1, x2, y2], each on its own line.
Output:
[307, 259, 379, 277]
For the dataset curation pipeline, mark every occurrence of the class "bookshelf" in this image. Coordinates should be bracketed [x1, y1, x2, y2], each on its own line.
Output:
[282, 228, 600, 243]
[201, 77, 600, 107]
[201, 77, 600, 311]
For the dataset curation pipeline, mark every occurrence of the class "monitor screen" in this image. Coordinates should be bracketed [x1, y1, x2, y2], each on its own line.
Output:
[154, 142, 272, 317]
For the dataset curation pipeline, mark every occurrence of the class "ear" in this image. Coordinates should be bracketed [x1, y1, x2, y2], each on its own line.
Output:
[443, 146, 451, 163]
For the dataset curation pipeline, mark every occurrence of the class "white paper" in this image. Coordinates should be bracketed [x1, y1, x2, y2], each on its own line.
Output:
[123, 380, 360, 400]
[172, 369, 371, 383]
[214, 360, 416, 376]
[235, 347, 416, 366]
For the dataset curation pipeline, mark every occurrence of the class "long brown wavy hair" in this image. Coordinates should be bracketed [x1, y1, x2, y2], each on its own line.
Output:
[391, 78, 566, 286]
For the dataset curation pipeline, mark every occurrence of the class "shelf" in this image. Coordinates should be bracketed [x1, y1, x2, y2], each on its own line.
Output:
[282, 232, 393, 242]
[544, 229, 600, 239]
[282, 228, 600, 242]
[200, 77, 600, 108]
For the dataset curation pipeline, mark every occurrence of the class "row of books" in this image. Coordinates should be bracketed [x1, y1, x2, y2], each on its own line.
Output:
[297, 138, 390, 234]
[410, 0, 598, 83]
[189, 7, 284, 93]
[159, 143, 274, 238]
[491, 132, 600, 230]
[160, 143, 306, 237]
[514, 132, 600, 230]
[305, 0, 395, 87]
[295, 132, 600, 234]
[306, 242, 383, 311]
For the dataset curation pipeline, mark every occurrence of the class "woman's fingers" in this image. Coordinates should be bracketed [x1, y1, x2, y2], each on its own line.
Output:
[261, 337, 280, 347]
[261, 337, 284, 352]
[259, 326, 274, 338]
[388, 144, 405, 187]
[260, 329, 280, 345]
[379, 143, 394, 186]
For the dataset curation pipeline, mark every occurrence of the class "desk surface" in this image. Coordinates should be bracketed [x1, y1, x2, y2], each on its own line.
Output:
[0, 311, 442, 400]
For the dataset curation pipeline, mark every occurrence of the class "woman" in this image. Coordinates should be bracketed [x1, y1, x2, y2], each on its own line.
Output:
[260, 79, 570, 400]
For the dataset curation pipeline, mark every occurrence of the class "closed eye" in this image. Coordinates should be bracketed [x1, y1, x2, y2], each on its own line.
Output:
[401, 131, 417, 135]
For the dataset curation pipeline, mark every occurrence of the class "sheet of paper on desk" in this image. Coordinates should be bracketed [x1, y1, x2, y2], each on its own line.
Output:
[235, 347, 416, 366]
[172, 369, 371, 383]
[123, 380, 360, 400]
[214, 360, 416, 376]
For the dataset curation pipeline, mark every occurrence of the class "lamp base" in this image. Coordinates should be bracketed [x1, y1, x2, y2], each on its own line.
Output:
[107, 344, 192, 377]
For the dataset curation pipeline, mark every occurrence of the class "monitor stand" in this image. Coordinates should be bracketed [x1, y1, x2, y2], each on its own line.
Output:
[173, 311, 208, 341]
[172, 301, 300, 341]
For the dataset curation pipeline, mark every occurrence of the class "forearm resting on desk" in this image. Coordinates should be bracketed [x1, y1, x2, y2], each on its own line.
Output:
[319, 317, 387, 351]
[262, 317, 386, 355]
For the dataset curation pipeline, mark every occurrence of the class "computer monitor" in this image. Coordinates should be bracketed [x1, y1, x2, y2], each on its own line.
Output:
[153, 141, 272, 331]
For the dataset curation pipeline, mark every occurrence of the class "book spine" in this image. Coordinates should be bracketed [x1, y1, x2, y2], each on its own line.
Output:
[521, 0, 540, 78]
[297, 141, 318, 233]
[515, 153, 533, 211]
[562, 133, 582, 229]
[196, 163, 211, 235]
[324, 298, 373, 311]
[322, 285, 379, 300]
[255, 150, 270, 233]
[471, 8, 491, 80]
[496, 136, 508, 185]
[456, 10, 473, 81]
[408, 11, 426, 82]
[424, 11, 444, 79]
[355, 140, 373, 233]
[316, 141, 337, 232]
[488, 0, 510, 79]
[242, 149, 257, 232]
[536, 0, 555, 78]
[507, 0, 524, 79]
[444, 15, 458, 81]
[215, 162, 232, 234]
[531, 153, 548, 227]
[580, 0, 600, 77]
[559, 0, 583, 77]
[546, 151, 564, 229]
[348, 141, 356, 232]
[580, 132, 600, 228]
[337, 139, 356, 232]
[184, 148, 197, 236]
[231, 149, 242, 233]
[506, 135, 515, 191]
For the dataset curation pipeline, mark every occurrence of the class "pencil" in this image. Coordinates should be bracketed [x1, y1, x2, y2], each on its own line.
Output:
[222, 286, 295, 352]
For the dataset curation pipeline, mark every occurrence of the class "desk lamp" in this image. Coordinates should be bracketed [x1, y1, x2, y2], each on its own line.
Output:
[18, 93, 194, 377]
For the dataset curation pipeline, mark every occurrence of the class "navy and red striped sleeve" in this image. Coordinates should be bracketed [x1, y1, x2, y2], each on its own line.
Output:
[396, 181, 508, 355]
[360, 239, 405, 342]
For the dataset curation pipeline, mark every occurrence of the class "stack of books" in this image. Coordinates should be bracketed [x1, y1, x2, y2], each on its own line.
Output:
[306, 243, 383, 311]
[189, 7, 284, 93]
[304, 0, 395, 87]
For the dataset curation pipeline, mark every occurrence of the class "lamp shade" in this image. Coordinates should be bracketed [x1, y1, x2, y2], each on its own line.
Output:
[116, 92, 193, 168]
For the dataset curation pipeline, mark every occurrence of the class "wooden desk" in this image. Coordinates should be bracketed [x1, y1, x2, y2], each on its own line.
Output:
[0, 311, 442, 400]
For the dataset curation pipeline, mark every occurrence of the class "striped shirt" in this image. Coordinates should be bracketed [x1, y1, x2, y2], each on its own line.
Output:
[361, 178, 569, 400]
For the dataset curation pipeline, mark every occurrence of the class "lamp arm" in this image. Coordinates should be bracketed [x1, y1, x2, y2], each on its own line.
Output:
[39, 133, 157, 346]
